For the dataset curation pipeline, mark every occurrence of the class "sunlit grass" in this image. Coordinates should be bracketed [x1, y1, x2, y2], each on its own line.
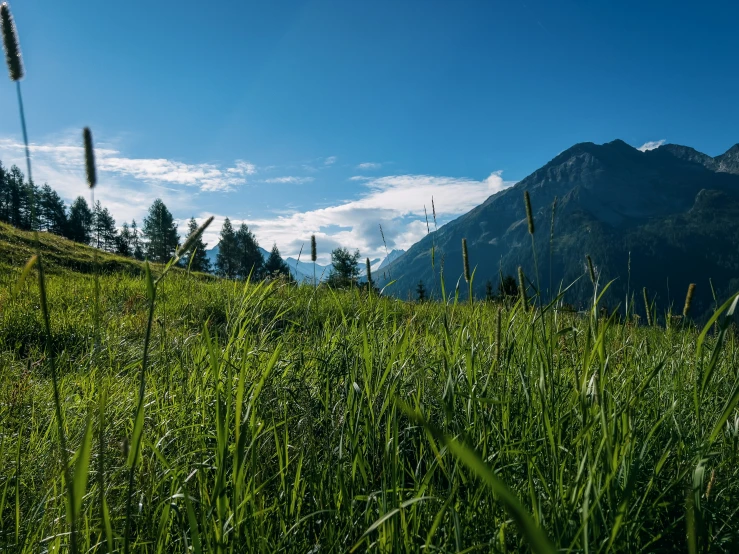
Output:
[1, 237, 738, 551]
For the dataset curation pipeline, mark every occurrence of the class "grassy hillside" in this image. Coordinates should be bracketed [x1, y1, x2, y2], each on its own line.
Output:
[1, 227, 738, 552]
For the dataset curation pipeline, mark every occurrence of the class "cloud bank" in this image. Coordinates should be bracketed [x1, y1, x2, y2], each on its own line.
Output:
[638, 139, 666, 152]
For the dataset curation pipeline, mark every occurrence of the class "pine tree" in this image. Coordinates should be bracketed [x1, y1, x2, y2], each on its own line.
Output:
[0, 162, 8, 222]
[143, 198, 179, 263]
[235, 223, 263, 280]
[264, 243, 290, 278]
[327, 247, 360, 288]
[92, 201, 118, 251]
[117, 222, 132, 256]
[485, 280, 495, 302]
[182, 217, 212, 272]
[7, 166, 24, 228]
[416, 280, 426, 302]
[39, 183, 67, 235]
[66, 196, 93, 243]
[215, 218, 238, 278]
[131, 220, 144, 260]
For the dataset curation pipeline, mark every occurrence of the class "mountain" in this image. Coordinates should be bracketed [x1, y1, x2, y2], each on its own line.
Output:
[379, 140, 739, 319]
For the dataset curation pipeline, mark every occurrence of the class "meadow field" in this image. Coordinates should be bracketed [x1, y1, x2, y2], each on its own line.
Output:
[0, 224, 738, 553]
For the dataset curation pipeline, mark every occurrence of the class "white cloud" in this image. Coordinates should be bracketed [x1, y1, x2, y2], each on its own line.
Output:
[264, 176, 315, 184]
[638, 139, 666, 152]
[357, 162, 381, 170]
[349, 175, 371, 181]
[324, 156, 337, 166]
[204, 172, 514, 264]
[0, 137, 255, 192]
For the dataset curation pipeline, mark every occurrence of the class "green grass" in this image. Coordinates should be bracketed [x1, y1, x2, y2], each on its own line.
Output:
[0, 225, 738, 552]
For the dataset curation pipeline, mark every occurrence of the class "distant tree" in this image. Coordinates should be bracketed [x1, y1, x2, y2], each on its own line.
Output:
[498, 274, 518, 301]
[66, 197, 93, 244]
[143, 198, 179, 263]
[116, 222, 132, 256]
[92, 201, 118, 252]
[264, 243, 290, 279]
[182, 217, 212, 272]
[328, 247, 360, 288]
[131, 220, 145, 260]
[416, 280, 427, 302]
[485, 280, 495, 302]
[39, 184, 67, 235]
[7, 166, 25, 228]
[235, 223, 263, 280]
[215, 218, 239, 278]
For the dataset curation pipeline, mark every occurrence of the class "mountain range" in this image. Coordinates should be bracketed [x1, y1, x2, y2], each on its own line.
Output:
[379, 140, 739, 319]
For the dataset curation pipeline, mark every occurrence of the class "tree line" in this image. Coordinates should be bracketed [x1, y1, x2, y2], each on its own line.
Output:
[0, 161, 294, 277]
[0, 160, 370, 284]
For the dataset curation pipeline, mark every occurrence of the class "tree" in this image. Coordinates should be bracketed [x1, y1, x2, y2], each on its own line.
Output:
[116, 221, 133, 256]
[327, 247, 360, 288]
[181, 217, 212, 272]
[215, 218, 239, 278]
[92, 201, 118, 252]
[498, 274, 518, 301]
[6, 166, 24, 228]
[264, 243, 290, 279]
[485, 280, 495, 302]
[143, 198, 179, 263]
[66, 197, 93, 244]
[39, 184, 67, 235]
[131, 220, 144, 260]
[416, 280, 427, 302]
[235, 223, 263, 280]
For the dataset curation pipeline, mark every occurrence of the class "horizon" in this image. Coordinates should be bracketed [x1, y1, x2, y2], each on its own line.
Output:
[1, 0, 738, 263]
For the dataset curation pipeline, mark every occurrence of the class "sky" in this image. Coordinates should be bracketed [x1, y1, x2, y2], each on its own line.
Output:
[1, 0, 738, 263]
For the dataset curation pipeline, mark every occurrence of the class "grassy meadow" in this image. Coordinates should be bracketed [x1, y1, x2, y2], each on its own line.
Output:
[0, 225, 738, 553]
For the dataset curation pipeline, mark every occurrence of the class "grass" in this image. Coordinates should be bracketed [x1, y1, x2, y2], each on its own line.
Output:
[0, 225, 738, 552]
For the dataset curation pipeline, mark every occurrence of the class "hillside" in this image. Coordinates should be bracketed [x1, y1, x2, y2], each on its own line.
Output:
[380, 140, 739, 318]
[0, 221, 146, 275]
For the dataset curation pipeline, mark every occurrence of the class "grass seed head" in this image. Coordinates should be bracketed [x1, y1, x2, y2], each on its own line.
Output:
[462, 238, 470, 282]
[683, 283, 696, 318]
[524, 190, 535, 235]
[518, 266, 528, 310]
[586, 254, 596, 285]
[365, 257, 372, 284]
[1, 3, 23, 81]
[83, 127, 97, 188]
[178, 216, 214, 257]
[311, 234, 317, 262]
[643, 287, 652, 326]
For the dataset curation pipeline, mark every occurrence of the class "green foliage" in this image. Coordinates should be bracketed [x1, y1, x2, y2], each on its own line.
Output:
[264, 243, 289, 278]
[235, 223, 263, 280]
[181, 217, 211, 273]
[1, 219, 739, 553]
[327, 246, 360, 288]
[142, 198, 179, 263]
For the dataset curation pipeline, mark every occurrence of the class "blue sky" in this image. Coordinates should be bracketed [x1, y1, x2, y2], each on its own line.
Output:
[1, 0, 738, 262]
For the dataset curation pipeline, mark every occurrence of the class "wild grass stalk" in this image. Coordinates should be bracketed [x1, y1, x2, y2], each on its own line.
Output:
[311, 234, 317, 288]
[461, 238, 472, 306]
[683, 283, 696, 319]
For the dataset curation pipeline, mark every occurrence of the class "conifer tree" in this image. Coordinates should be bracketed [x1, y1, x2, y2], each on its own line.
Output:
[264, 243, 290, 278]
[67, 196, 93, 244]
[131, 220, 144, 260]
[327, 247, 360, 288]
[182, 216, 212, 272]
[117, 222, 133, 256]
[92, 200, 117, 251]
[235, 223, 263, 280]
[143, 198, 179, 262]
[215, 217, 239, 278]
